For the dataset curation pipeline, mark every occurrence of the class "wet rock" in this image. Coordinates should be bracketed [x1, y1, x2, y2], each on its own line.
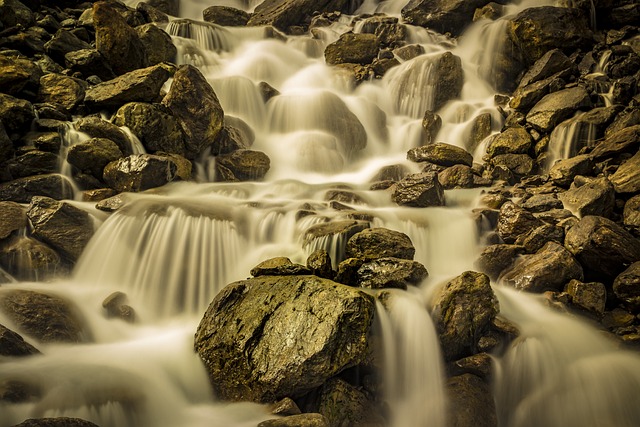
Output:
[566, 215, 640, 278]
[391, 172, 445, 207]
[303, 220, 370, 265]
[103, 153, 178, 192]
[515, 223, 564, 254]
[408, 142, 473, 167]
[194, 275, 374, 402]
[37, 73, 86, 114]
[112, 102, 185, 156]
[159, 152, 192, 181]
[548, 154, 594, 188]
[346, 228, 415, 262]
[0, 93, 35, 134]
[356, 257, 428, 289]
[474, 244, 526, 281]
[486, 127, 532, 157]
[0, 201, 26, 240]
[147, 0, 179, 16]
[401, 0, 493, 36]
[1, 150, 59, 181]
[102, 291, 135, 323]
[137, 2, 169, 23]
[44, 29, 92, 66]
[613, 262, 640, 313]
[446, 374, 497, 427]
[509, 76, 566, 112]
[203, 6, 250, 26]
[496, 201, 543, 243]
[500, 241, 583, 293]
[324, 33, 379, 66]
[247, 0, 361, 31]
[623, 195, 640, 234]
[432, 271, 499, 361]
[335, 257, 365, 287]
[0, 290, 85, 343]
[592, 125, 640, 160]
[421, 110, 442, 143]
[269, 397, 302, 416]
[162, 64, 224, 159]
[0, 174, 74, 203]
[135, 23, 177, 65]
[518, 49, 575, 88]
[74, 116, 133, 156]
[84, 64, 172, 110]
[394, 44, 425, 61]
[211, 123, 252, 156]
[526, 87, 592, 132]
[0, 323, 40, 357]
[64, 48, 116, 82]
[358, 15, 407, 49]
[317, 377, 385, 427]
[250, 257, 311, 277]
[306, 249, 334, 279]
[66, 137, 123, 180]
[522, 194, 563, 213]
[558, 176, 615, 218]
[490, 154, 535, 178]
[258, 414, 330, 427]
[27, 196, 94, 262]
[0, 123, 12, 163]
[0, 55, 42, 97]
[565, 279, 606, 317]
[0, 235, 64, 281]
[215, 149, 270, 182]
[93, 1, 149, 75]
[609, 150, 640, 194]
[11, 418, 100, 427]
[0, 0, 33, 28]
[438, 164, 476, 189]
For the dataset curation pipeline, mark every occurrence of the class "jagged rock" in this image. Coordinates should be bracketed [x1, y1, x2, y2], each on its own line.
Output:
[0, 93, 35, 134]
[613, 262, 640, 313]
[0, 55, 42, 97]
[490, 154, 535, 178]
[0, 174, 74, 203]
[215, 150, 270, 182]
[609, 150, 640, 194]
[324, 33, 379, 66]
[356, 257, 428, 289]
[0, 323, 40, 357]
[438, 164, 476, 189]
[432, 271, 499, 361]
[317, 378, 386, 427]
[499, 241, 583, 293]
[162, 64, 224, 159]
[27, 196, 94, 262]
[0, 235, 63, 281]
[258, 414, 330, 427]
[408, 142, 473, 167]
[522, 194, 563, 213]
[74, 116, 133, 156]
[84, 64, 172, 110]
[548, 154, 593, 188]
[496, 201, 543, 243]
[558, 176, 615, 218]
[270, 397, 302, 416]
[474, 244, 526, 281]
[401, 0, 494, 36]
[137, 2, 169, 23]
[346, 228, 415, 262]
[421, 110, 442, 143]
[66, 137, 123, 180]
[358, 15, 407, 48]
[0, 201, 26, 239]
[515, 223, 564, 254]
[136, 23, 177, 65]
[112, 102, 185, 156]
[44, 29, 92, 66]
[394, 44, 425, 61]
[0, 0, 34, 28]
[64, 49, 116, 82]
[93, 1, 149, 75]
[526, 87, 592, 132]
[391, 172, 445, 207]
[624, 195, 640, 234]
[37, 73, 86, 113]
[446, 374, 497, 427]
[486, 127, 532, 157]
[509, 76, 565, 112]
[565, 279, 606, 317]
[103, 154, 178, 192]
[0, 290, 86, 343]
[10, 418, 100, 427]
[518, 49, 575, 88]
[194, 275, 374, 402]
[1, 150, 59, 181]
[306, 249, 334, 279]
[247, 0, 361, 31]
[147, 0, 179, 16]
[591, 125, 640, 160]
[203, 6, 250, 26]
[211, 123, 252, 156]
[335, 257, 365, 286]
[250, 257, 311, 276]
[566, 216, 640, 278]
[158, 152, 192, 181]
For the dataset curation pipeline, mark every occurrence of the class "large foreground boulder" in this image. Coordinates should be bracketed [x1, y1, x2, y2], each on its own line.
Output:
[194, 275, 374, 403]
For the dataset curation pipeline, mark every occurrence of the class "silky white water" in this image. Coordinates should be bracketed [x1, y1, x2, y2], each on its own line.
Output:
[2, 1, 640, 426]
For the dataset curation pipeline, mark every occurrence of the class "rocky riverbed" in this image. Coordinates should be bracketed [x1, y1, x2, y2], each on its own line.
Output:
[1, 0, 640, 426]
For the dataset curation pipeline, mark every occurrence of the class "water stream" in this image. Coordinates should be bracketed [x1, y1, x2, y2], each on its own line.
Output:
[2, 0, 640, 426]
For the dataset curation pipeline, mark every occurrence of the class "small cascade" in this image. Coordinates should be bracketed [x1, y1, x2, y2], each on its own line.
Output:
[546, 113, 597, 169]
[493, 287, 640, 427]
[384, 54, 441, 118]
[375, 291, 447, 427]
[209, 76, 267, 128]
[166, 20, 238, 52]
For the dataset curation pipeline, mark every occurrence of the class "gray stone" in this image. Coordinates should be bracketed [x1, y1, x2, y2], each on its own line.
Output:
[526, 87, 592, 132]
[103, 154, 178, 192]
[432, 271, 499, 361]
[391, 172, 445, 207]
[356, 257, 428, 289]
[67, 137, 123, 180]
[500, 241, 583, 293]
[558, 176, 615, 218]
[0, 174, 74, 203]
[194, 275, 374, 402]
[27, 196, 94, 262]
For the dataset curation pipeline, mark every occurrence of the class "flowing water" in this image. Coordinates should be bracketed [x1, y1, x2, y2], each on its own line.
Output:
[2, 0, 640, 426]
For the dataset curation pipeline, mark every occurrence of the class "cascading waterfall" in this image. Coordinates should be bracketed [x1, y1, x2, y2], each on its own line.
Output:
[2, 1, 640, 427]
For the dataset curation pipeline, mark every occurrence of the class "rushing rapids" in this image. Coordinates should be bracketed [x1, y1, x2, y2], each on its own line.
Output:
[1, 0, 640, 426]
